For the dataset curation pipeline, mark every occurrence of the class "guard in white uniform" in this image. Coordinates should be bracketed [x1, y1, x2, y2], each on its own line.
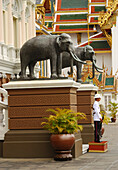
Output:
[93, 94, 102, 142]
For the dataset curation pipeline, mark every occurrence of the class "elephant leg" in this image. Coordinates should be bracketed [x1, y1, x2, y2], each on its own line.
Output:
[57, 54, 63, 77]
[28, 62, 37, 79]
[20, 63, 27, 79]
[50, 56, 58, 78]
[77, 64, 82, 83]
[68, 58, 73, 75]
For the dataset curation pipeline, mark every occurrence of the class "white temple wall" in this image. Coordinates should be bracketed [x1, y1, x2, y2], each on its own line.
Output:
[69, 33, 78, 46]
[81, 33, 88, 43]
[112, 24, 118, 75]
[96, 53, 112, 75]
[0, 0, 36, 77]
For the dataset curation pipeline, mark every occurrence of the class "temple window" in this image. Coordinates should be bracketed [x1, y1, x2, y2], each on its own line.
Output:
[104, 94, 112, 112]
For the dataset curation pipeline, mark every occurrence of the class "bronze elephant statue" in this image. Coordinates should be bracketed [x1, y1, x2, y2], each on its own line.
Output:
[62, 45, 103, 82]
[20, 33, 85, 79]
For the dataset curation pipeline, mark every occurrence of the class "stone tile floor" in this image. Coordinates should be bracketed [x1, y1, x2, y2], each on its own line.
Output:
[0, 121, 118, 170]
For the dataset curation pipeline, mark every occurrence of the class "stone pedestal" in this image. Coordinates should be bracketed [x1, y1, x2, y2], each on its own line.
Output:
[77, 84, 98, 144]
[3, 79, 82, 158]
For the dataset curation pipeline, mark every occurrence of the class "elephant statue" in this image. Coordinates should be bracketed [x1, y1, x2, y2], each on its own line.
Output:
[20, 33, 85, 79]
[62, 45, 103, 82]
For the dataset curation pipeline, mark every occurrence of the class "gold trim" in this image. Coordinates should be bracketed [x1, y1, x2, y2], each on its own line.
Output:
[53, 21, 87, 24]
[53, 30, 97, 33]
[98, 0, 118, 28]
[89, 149, 108, 153]
[89, 142, 107, 146]
[89, 38, 107, 41]
[89, 14, 100, 16]
[102, 29, 112, 47]
[42, 0, 46, 5]
[95, 51, 111, 54]
[36, 4, 44, 7]
[45, 19, 53, 22]
[77, 33, 81, 44]
[105, 85, 114, 88]
[89, 22, 99, 25]
[55, 10, 88, 14]
[98, 0, 118, 47]
[89, 3, 106, 5]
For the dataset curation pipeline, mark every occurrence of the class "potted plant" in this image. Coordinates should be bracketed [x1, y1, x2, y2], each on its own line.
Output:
[108, 101, 118, 122]
[41, 108, 86, 161]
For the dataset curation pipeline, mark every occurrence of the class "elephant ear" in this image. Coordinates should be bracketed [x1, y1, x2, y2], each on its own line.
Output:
[56, 36, 62, 47]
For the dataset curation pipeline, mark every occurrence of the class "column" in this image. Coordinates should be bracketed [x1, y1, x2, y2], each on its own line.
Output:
[46, 60, 51, 78]
[32, 4, 36, 37]
[5, 11, 8, 44]
[21, 0, 26, 45]
[28, 4, 33, 39]
[17, 18, 22, 48]
[0, 0, 4, 59]
[15, 17, 22, 63]
[0, 0, 4, 42]
[7, 0, 14, 46]
[111, 23, 118, 75]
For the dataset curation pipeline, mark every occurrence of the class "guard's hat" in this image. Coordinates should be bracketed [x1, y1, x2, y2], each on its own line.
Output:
[94, 94, 101, 99]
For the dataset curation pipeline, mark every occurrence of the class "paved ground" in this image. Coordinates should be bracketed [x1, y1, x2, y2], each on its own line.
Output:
[0, 121, 118, 170]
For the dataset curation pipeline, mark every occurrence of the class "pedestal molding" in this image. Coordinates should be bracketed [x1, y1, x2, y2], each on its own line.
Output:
[77, 83, 98, 91]
[3, 79, 80, 89]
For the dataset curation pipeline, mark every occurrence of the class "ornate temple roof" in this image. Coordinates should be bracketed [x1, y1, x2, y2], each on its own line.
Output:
[51, 0, 106, 33]
[36, 0, 110, 36]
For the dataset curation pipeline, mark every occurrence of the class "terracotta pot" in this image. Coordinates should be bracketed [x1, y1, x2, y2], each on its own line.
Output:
[111, 117, 116, 122]
[50, 134, 75, 161]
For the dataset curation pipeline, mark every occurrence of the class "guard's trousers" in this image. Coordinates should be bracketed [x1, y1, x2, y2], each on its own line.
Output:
[94, 121, 101, 142]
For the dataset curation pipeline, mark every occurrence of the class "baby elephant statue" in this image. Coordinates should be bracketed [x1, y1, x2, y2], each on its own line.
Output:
[20, 33, 85, 79]
[62, 45, 103, 82]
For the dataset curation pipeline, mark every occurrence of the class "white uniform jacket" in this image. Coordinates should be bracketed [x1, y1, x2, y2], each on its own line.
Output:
[93, 101, 102, 121]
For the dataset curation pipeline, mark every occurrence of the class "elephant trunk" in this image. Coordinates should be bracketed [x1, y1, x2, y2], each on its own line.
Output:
[69, 51, 86, 64]
[88, 59, 103, 80]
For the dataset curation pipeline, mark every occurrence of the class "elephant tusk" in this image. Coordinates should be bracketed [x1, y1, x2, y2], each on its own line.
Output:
[74, 53, 87, 64]
[95, 67, 103, 73]
[93, 60, 103, 72]
[70, 51, 86, 64]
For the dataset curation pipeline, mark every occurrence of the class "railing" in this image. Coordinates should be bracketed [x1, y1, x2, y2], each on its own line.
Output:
[0, 88, 8, 140]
